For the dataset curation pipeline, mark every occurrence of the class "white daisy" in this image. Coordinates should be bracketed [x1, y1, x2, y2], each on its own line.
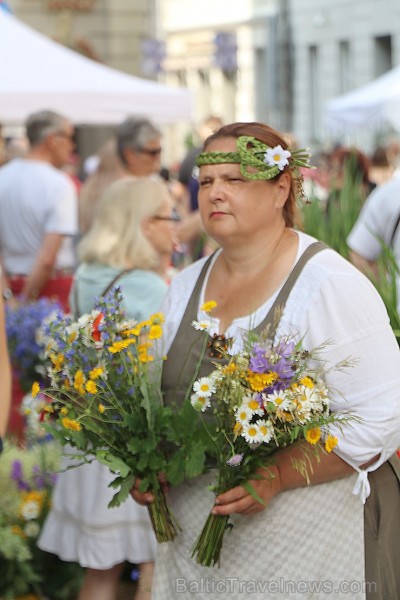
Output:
[191, 320, 211, 331]
[264, 389, 294, 412]
[257, 419, 274, 443]
[243, 394, 264, 417]
[24, 521, 40, 538]
[242, 422, 262, 444]
[263, 145, 291, 171]
[235, 404, 253, 424]
[21, 499, 41, 521]
[193, 376, 216, 397]
[190, 392, 211, 412]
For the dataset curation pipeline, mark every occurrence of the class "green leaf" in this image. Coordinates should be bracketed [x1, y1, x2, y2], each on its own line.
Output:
[166, 448, 186, 486]
[185, 440, 207, 479]
[108, 473, 135, 508]
[95, 451, 130, 478]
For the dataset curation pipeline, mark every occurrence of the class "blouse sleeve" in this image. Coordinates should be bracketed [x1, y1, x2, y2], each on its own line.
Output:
[299, 267, 400, 500]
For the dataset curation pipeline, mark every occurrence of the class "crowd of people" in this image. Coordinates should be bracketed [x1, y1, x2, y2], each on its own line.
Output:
[0, 110, 400, 600]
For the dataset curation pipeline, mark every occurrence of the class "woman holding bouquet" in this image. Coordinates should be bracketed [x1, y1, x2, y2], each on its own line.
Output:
[132, 123, 400, 599]
[39, 177, 178, 600]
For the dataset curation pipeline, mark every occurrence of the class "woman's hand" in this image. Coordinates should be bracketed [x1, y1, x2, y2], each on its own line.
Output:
[211, 465, 282, 516]
[130, 479, 154, 505]
[130, 473, 169, 506]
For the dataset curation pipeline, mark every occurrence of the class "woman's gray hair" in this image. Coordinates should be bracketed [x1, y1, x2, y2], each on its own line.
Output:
[25, 110, 69, 146]
[78, 176, 169, 270]
[116, 117, 161, 165]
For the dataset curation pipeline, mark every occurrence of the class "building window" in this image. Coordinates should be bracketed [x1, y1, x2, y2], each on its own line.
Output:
[374, 35, 392, 77]
[339, 40, 351, 94]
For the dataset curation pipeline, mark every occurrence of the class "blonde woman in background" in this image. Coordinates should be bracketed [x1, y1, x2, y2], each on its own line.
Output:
[39, 177, 179, 600]
[78, 138, 126, 234]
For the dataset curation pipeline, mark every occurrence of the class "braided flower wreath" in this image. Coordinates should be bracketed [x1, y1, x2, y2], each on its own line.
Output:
[196, 136, 313, 194]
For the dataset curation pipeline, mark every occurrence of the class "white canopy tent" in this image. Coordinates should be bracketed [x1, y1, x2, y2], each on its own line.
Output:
[0, 10, 193, 126]
[324, 66, 400, 133]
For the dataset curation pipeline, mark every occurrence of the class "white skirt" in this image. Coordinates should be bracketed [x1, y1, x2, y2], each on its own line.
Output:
[38, 454, 157, 569]
[152, 472, 365, 600]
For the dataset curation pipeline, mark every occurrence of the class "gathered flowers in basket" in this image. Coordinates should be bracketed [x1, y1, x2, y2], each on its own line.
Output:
[32, 288, 179, 543]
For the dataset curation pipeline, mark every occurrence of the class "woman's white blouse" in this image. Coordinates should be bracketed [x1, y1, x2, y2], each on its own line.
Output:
[161, 231, 400, 502]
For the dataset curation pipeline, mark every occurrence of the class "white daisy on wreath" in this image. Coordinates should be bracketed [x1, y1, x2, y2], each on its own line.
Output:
[263, 144, 291, 170]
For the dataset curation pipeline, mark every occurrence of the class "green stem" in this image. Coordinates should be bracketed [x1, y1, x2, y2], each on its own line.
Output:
[147, 488, 181, 543]
[191, 513, 231, 567]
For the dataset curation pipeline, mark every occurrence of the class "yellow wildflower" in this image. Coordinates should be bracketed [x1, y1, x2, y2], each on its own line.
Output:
[305, 427, 321, 445]
[85, 380, 98, 394]
[247, 370, 278, 392]
[89, 366, 104, 380]
[138, 347, 154, 363]
[201, 300, 218, 313]
[233, 422, 243, 437]
[150, 312, 164, 324]
[149, 324, 163, 339]
[300, 376, 315, 388]
[68, 331, 77, 343]
[74, 370, 85, 393]
[32, 381, 40, 398]
[108, 339, 136, 353]
[223, 363, 237, 375]
[61, 417, 82, 432]
[50, 353, 64, 371]
[98, 404, 105, 414]
[60, 407, 68, 415]
[325, 434, 338, 453]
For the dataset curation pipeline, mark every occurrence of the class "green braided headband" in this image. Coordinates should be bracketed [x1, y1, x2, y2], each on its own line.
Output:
[196, 135, 312, 181]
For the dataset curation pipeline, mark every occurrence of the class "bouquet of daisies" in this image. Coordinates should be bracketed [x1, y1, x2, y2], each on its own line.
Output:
[188, 317, 355, 567]
[32, 288, 178, 543]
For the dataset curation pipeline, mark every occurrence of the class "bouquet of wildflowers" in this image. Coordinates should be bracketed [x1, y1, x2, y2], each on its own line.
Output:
[188, 313, 355, 567]
[32, 288, 178, 543]
[5, 297, 62, 391]
[0, 441, 83, 599]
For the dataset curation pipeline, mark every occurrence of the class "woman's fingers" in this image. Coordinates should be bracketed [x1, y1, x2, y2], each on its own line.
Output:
[130, 477, 155, 505]
[212, 467, 281, 516]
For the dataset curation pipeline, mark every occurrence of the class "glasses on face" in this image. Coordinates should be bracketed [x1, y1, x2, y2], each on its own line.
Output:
[139, 147, 162, 157]
[152, 213, 181, 223]
[55, 132, 75, 142]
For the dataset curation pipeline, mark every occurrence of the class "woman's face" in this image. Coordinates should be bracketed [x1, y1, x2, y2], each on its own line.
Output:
[145, 191, 178, 258]
[197, 137, 289, 246]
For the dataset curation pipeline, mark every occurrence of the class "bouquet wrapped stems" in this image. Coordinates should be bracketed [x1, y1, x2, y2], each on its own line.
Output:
[148, 487, 181, 543]
[191, 512, 230, 567]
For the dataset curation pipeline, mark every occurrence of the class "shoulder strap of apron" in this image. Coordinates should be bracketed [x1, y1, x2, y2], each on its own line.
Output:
[253, 240, 328, 335]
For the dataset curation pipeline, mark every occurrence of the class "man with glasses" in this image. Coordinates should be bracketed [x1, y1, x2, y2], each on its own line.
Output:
[116, 116, 162, 177]
[0, 109, 78, 440]
[0, 109, 78, 309]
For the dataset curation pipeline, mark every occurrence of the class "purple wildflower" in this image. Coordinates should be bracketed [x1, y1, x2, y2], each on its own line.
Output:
[226, 453, 244, 467]
[249, 344, 270, 373]
[11, 460, 30, 491]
